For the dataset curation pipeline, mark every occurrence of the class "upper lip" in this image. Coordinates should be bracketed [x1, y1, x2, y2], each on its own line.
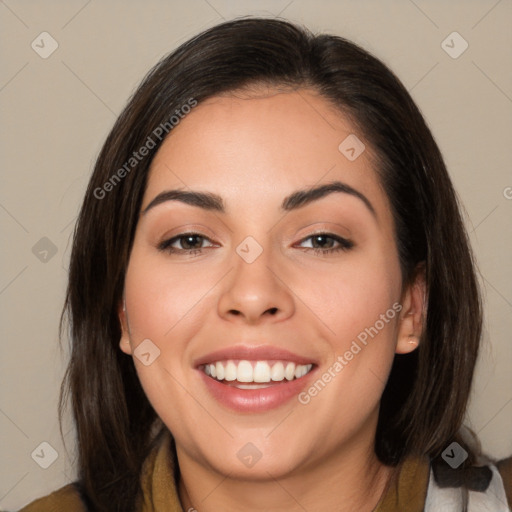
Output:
[194, 345, 317, 367]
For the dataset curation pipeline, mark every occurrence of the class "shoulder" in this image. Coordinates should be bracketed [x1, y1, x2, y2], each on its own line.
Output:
[18, 483, 86, 512]
[496, 455, 512, 509]
[426, 454, 512, 511]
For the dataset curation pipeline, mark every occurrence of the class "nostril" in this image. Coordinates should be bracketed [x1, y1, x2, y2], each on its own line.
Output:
[227, 308, 278, 317]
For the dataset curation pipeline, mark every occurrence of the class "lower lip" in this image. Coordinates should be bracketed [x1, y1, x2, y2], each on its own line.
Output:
[197, 369, 315, 412]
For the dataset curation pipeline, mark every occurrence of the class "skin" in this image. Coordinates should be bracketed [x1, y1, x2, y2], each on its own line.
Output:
[118, 87, 426, 512]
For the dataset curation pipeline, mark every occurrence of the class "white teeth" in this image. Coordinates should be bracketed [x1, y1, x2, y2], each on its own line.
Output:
[215, 361, 225, 380]
[271, 362, 285, 381]
[253, 361, 271, 382]
[285, 362, 295, 381]
[295, 364, 310, 378]
[237, 360, 253, 382]
[233, 383, 274, 390]
[202, 360, 313, 383]
[224, 361, 237, 381]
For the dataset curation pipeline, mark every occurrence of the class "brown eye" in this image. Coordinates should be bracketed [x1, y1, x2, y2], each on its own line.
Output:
[158, 233, 215, 254]
[297, 233, 354, 254]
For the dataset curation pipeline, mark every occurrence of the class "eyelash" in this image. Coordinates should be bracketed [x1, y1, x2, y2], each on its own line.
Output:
[298, 233, 354, 255]
[157, 232, 354, 257]
[158, 233, 216, 256]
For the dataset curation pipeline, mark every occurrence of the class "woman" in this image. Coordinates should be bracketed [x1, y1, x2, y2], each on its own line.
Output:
[20, 16, 511, 512]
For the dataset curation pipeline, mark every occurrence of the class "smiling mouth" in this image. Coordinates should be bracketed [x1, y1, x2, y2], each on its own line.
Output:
[201, 359, 314, 389]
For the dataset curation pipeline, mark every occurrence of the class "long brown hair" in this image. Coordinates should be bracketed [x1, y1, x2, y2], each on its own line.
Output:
[59, 16, 482, 511]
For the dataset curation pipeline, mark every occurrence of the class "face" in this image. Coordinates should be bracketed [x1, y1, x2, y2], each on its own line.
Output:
[119, 87, 424, 479]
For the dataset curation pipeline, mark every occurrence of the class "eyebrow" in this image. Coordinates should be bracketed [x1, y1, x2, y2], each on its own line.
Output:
[142, 180, 376, 217]
[282, 181, 376, 217]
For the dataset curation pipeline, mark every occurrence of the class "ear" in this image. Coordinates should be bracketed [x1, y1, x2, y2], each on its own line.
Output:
[396, 263, 427, 355]
[118, 296, 133, 355]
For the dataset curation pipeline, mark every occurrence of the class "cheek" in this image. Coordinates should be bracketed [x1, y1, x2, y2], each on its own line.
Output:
[123, 248, 220, 343]
[121, 249, 211, 430]
[292, 247, 401, 347]
[291, 244, 401, 418]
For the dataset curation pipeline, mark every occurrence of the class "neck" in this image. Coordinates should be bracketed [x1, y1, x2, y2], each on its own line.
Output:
[177, 435, 394, 512]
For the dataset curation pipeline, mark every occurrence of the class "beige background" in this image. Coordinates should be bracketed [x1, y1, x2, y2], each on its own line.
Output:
[1, 0, 511, 509]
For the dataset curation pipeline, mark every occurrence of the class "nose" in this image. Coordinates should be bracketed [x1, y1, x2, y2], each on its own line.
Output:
[217, 244, 295, 325]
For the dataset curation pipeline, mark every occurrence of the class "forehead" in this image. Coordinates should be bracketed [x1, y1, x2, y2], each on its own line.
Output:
[144, 88, 389, 220]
